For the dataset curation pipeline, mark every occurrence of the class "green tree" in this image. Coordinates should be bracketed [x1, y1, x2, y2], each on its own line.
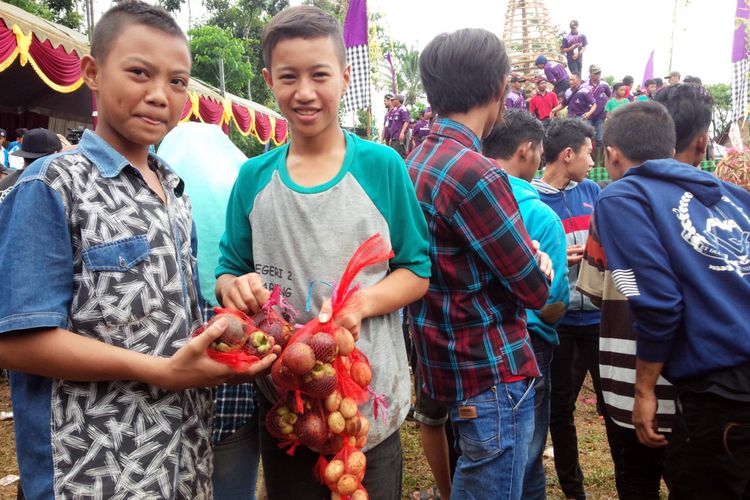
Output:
[392, 44, 423, 107]
[203, 0, 289, 107]
[188, 25, 254, 98]
[8, 0, 82, 29]
[705, 83, 732, 137]
[603, 75, 616, 86]
[302, 0, 343, 21]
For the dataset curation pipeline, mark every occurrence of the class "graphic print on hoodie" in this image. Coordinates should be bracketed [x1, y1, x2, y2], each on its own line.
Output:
[594, 158, 750, 383]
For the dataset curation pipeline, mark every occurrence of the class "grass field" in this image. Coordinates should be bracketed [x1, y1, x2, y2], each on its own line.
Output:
[0, 376, 641, 499]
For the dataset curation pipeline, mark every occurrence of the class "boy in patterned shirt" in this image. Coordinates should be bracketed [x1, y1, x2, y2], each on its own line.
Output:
[0, 3, 277, 498]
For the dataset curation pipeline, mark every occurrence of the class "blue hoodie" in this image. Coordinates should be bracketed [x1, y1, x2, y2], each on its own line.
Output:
[595, 159, 750, 382]
[510, 176, 570, 345]
[532, 177, 601, 326]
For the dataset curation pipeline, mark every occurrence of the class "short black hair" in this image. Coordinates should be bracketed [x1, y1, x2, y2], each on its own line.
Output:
[420, 28, 509, 115]
[622, 75, 634, 86]
[91, 1, 185, 63]
[653, 77, 664, 87]
[261, 6, 345, 69]
[654, 83, 713, 153]
[15, 128, 28, 138]
[645, 79, 657, 87]
[570, 71, 582, 80]
[683, 75, 703, 86]
[613, 82, 625, 92]
[603, 101, 675, 162]
[483, 109, 544, 160]
[544, 118, 595, 162]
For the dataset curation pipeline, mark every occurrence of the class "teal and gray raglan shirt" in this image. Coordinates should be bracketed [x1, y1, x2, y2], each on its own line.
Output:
[216, 131, 431, 451]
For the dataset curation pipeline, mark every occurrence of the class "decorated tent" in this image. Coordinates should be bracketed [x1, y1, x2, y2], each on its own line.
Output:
[0, 0, 287, 144]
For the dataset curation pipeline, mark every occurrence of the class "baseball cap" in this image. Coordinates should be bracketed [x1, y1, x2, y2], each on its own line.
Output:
[535, 55, 548, 66]
[535, 76, 548, 83]
[10, 128, 62, 159]
[589, 64, 602, 74]
[0, 128, 5, 138]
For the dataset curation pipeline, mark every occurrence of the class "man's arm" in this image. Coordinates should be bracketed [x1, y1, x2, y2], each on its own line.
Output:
[582, 102, 598, 120]
[399, 112, 409, 142]
[454, 168, 549, 309]
[633, 358, 668, 447]
[319, 268, 428, 339]
[0, 322, 277, 390]
[550, 103, 565, 118]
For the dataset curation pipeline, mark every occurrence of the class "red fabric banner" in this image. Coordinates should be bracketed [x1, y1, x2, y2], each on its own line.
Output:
[180, 98, 192, 121]
[198, 96, 224, 125]
[274, 117, 288, 145]
[0, 20, 16, 66]
[254, 111, 272, 143]
[28, 36, 81, 87]
[231, 101, 253, 134]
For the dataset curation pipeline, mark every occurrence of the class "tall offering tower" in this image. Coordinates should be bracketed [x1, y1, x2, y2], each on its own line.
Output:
[502, 0, 563, 79]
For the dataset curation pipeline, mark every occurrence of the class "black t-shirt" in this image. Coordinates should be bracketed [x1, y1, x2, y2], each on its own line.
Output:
[682, 361, 750, 402]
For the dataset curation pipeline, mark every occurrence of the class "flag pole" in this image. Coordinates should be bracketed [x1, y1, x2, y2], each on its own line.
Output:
[367, 105, 372, 140]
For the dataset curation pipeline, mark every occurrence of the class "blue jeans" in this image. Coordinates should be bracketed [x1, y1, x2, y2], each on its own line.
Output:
[589, 117, 604, 145]
[523, 337, 554, 500]
[212, 414, 260, 500]
[450, 380, 535, 500]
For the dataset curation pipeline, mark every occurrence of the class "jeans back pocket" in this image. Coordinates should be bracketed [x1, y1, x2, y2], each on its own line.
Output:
[450, 388, 502, 462]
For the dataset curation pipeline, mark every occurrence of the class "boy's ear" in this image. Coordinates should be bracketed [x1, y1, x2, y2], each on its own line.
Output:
[262, 68, 273, 89]
[695, 132, 709, 156]
[341, 64, 351, 96]
[81, 54, 99, 92]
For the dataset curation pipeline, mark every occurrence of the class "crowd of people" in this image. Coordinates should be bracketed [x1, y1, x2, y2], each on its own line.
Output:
[0, 3, 748, 500]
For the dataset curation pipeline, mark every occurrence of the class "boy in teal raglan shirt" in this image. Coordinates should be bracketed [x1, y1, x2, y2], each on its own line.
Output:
[214, 6, 431, 499]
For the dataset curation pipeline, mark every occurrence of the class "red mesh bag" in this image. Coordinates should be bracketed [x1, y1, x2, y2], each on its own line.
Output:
[316, 441, 369, 499]
[253, 285, 297, 349]
[191, 307, 275, 372]
[266, 392, 329, 455]
[276, 234, 394, 411]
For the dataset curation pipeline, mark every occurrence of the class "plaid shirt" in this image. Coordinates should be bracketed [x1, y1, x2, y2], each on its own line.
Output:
[406, 117, 549, 403]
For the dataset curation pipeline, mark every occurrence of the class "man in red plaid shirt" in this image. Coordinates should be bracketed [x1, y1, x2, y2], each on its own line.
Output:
[406, 28, 552, 500]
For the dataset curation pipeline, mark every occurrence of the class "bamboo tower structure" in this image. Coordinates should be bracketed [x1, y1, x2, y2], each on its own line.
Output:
[502, 0, 564, 80]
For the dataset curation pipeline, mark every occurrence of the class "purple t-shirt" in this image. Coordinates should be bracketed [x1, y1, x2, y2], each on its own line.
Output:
[544, 62, 569, 85]
[561, 32, 588, 64]
[388, 105, 410, 139]
[411, 119, 430, 146]
[584, 79, 611, 120]
[505, 90, 526, 110]
[563, 86, 596, 117]
[383, 108, 393, 141]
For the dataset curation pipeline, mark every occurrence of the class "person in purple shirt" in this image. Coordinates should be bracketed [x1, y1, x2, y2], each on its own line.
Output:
[388, 94, 410, 158]
[410, 106, 432, 150]
[582, 64, 611, 166]
[506, 75, 527, 110]
[561, 20, 587, 76]
[550, 72, 597, 120]
[381, 92, 394, 144]
[536, 55, 570, 99]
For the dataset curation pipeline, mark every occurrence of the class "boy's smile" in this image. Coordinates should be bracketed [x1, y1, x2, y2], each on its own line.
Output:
[82, 24, 191, 163]
[263, 37, 350, 142]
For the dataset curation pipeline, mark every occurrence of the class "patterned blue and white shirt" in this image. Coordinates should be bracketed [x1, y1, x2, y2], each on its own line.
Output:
[0, 130, 212, 498]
